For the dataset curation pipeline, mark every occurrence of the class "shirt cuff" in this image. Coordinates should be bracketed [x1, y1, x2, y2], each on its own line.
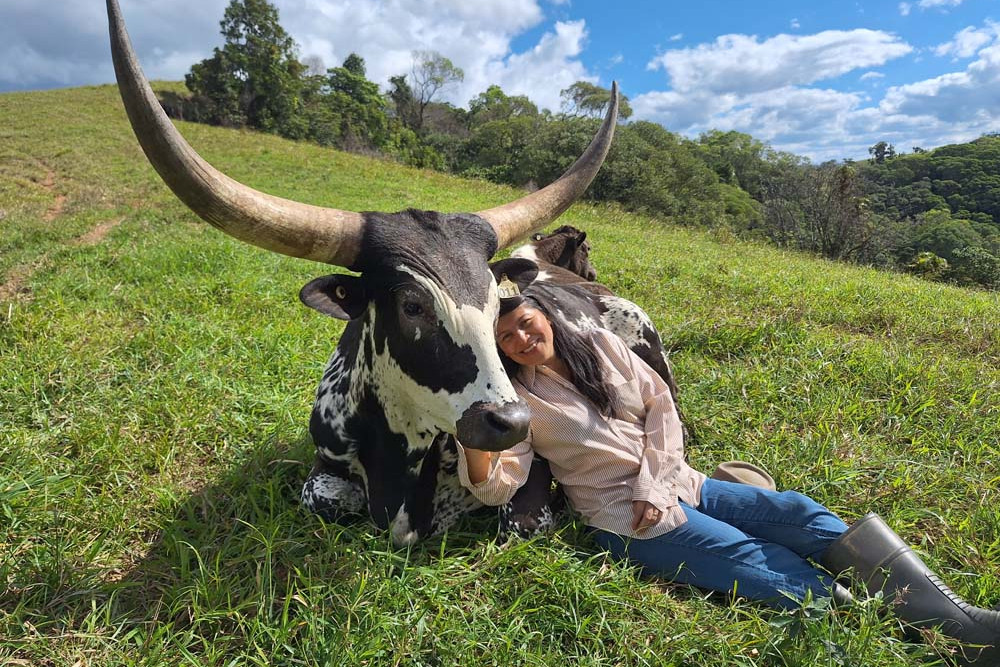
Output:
[455, 443, 500, 490]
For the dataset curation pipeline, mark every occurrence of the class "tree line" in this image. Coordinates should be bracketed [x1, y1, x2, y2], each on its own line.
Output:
[162, 0, 1000, 290]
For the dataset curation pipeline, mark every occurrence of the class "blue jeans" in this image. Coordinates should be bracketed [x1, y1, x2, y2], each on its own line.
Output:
[591, 478, 849, 609]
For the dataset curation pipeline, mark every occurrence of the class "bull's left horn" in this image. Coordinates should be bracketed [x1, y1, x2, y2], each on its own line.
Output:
[476, 82, 619, 250]
[107, 0, 365, 267]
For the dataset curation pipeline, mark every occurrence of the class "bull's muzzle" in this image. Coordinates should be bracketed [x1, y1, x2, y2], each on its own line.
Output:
[456, 399, 531, 452]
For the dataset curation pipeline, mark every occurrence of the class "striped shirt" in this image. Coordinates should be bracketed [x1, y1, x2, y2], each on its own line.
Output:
[457, 328, 705, 539]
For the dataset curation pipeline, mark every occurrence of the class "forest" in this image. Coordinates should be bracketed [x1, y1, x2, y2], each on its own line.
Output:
[162, 0, 1000, 290]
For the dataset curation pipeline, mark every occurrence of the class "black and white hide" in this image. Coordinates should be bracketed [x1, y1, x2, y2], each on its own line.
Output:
[299, 211, 540, 545]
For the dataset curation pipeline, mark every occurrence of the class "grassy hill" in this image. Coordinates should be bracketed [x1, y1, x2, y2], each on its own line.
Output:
[1, 84, 998, 666]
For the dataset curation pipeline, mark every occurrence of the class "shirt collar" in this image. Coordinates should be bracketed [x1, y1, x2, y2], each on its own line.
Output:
[518, 362, 575, 392]
[517, 363, 537, 389]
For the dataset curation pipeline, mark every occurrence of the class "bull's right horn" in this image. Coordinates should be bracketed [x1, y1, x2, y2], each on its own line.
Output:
[476, 82, 619, 250]
[107, 0, 365, 267]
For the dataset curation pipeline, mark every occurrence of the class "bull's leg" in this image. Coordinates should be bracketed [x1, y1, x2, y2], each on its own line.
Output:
[300, 457, 366, 522]
[428, 436, 487, 537]
[500, 455, 563, 540]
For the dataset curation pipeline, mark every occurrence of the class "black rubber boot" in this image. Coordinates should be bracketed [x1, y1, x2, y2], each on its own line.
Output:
[822, 513, 1000, 665]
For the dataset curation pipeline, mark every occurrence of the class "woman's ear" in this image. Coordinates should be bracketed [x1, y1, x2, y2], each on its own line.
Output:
[489, 257, 539, 292]
[299, 274, 368, 320]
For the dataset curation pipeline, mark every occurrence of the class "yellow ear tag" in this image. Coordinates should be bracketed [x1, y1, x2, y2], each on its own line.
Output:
[497, 274, 521, 299]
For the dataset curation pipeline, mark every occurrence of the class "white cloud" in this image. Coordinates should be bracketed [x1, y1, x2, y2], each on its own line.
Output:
[632, 28, 944, 161]
[880, 42, 1000, 124]
[282, 0, 549, 99]
[0, 0, 224, 90]
[900, 0, 964, 14]
[790, 18, 801, 29]
[287, 2, 595, 111]
[646, 30, 912, 96]
[0, 0, 601, 112]
[634, 86, 863, 147]
[934, 21, 999, 58]
[466, 20, 595, 111]
[918, 0, 963, 8]
[669, 33, 683, 42]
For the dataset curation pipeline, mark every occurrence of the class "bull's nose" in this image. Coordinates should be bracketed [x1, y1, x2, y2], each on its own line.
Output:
[456, 400, 530, 452]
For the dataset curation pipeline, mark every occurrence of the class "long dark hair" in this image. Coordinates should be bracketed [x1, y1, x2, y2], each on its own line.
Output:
[499, 292, 620, 418]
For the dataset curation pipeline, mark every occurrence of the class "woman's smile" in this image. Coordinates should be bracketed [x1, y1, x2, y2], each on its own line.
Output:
[496, 303, 556, 366]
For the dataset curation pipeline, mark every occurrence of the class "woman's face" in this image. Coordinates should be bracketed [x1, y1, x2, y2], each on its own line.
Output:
[495, 303, 556, 367]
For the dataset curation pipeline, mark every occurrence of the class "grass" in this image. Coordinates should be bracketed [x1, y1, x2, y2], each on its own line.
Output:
[1, 84, 998, 666]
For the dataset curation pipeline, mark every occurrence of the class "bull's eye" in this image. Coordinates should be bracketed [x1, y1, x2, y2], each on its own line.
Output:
[402, 302, 424, 317]
[532, 233, 544, 241]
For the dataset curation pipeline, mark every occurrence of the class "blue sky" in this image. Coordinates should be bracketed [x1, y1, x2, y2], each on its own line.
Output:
[2, 0, 998, 161]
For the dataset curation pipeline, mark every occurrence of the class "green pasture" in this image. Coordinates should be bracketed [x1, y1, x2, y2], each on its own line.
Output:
[1, 85, 997, 666]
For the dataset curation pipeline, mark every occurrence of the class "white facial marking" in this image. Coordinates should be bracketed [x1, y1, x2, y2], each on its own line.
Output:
[355, 265, 518, 446]
[390, 506, 420, 546]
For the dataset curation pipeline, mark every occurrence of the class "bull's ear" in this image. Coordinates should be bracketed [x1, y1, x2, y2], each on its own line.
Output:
[300, 275, 368, 320]
[576, 231, 587, 244]
[490, 257, 539, 292]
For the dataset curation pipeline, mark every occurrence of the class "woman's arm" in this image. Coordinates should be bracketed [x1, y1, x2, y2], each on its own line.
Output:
[596, 331, 686, 511]
[456, 438, 535, 507]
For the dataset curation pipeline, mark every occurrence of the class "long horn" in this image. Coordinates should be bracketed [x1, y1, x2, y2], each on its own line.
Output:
[107, 0, 365, 266]
[476, 82, 618, 250]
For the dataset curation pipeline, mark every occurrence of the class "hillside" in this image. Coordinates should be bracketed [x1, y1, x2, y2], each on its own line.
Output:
[1, 85, 998, 666]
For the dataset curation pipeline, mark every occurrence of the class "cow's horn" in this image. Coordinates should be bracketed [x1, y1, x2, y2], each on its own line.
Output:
[476, 82, 618, 250]
[107, 0, 365, 267]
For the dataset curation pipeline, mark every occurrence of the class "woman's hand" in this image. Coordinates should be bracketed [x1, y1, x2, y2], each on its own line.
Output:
[631, 500, 662, 533]
[462, 447, 495, 485]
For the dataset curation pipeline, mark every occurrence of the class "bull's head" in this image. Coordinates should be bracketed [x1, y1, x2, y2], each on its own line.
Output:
[107, 0, 616, 452]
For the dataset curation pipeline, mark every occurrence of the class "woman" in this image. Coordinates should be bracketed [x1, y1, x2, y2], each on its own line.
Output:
[457, 278, 850, 609]
[455, 273, 1000, 666]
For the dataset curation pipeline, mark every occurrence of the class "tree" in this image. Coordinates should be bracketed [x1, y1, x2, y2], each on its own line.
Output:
[868, 141, 896, 164]
[906, 251, 949, 279]
[697, 130, 769, 199]
[560, 81, 632, 120]
[185, 0, 305, 134]
[908, 211, 986, 264]
[950, 246, 1000, 287]
[401, 51, 464, 133]
[467, 85, 538, 128]
[388, 75, 419, 130]
[760, 161, 893, 262]
[326, 53, 391, 150]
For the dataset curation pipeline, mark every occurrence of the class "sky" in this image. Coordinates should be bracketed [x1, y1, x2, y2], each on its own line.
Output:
[2, 0, 998, 162]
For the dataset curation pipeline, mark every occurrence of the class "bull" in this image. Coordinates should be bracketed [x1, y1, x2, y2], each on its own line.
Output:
[107, 0, 618, 545]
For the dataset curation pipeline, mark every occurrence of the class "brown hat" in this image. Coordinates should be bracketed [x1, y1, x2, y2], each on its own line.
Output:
[711, 461, 776, 490]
